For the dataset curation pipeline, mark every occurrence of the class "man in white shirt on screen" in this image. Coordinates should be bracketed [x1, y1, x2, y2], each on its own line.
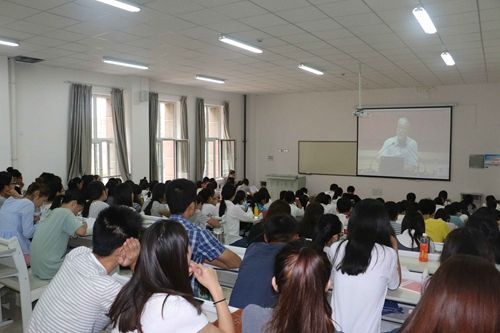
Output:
[377, 117, 418, 169]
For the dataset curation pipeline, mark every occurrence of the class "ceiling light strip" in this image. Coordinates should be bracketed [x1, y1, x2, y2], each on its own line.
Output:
[0, 37, 20, 47]
[298, 64, 324, 76]
[95, 0, 140, 12]
[218, 36, 263, 54]
[441, 52, 455, 66]
[412, 7, 437, 34]
[196, 75, 225, 84]
[103, 57, 149, 69]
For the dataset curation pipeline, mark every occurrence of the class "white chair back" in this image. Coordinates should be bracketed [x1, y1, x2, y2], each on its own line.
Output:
[0, 237, 49, 333]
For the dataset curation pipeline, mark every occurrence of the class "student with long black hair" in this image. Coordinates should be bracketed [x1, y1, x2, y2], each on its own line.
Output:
[312, 214, 343, 260]
[328, 199, 401, 333]
[219, 183, 254, 245]
[82, 181, 109, 219]
[31, 190, 87, 279]
[109, 220, 234, 333]
[396, 210, 428, 252]
[142, 183, 169, 217]
[243, 242, 334, 333]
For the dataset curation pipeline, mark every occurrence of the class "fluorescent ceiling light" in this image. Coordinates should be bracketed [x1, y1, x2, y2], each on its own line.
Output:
[95, 0, 140, 12]
[298, 64, 324, 76]
[102, 57, 149, 70]
[412, 7, 437, 34]
[0, 38, 19, 47]
[196, 75, 225, 84]
[441, 52, 455, 66]
[218, 36, 263, 54]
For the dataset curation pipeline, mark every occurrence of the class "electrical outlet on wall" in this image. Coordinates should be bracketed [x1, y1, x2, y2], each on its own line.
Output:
[266, 155, 274, 161]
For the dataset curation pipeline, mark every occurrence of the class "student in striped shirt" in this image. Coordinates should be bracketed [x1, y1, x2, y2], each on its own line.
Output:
[28, 206, 142, 333]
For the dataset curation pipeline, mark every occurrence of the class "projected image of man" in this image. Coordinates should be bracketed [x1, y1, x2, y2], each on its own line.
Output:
[377, 117, 418, 170]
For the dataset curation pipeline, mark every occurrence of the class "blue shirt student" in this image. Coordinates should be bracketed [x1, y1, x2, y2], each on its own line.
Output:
[0, 197, 36, 255]
[229, 242, 284, 309]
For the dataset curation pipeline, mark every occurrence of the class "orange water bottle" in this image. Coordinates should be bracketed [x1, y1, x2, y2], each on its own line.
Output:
[253, 205, 260, 218]
[419, 233, 429, 262]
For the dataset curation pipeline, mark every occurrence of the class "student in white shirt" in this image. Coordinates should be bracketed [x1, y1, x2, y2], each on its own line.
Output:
[311, 214, 343, 262]
[219, 184, 254, 245]
[283, 191, 304, 218]
[199, 188, 219, 218]
[82, 180, 109, 219]
[336, 196, 352, 229]
[315, 192, 336, 215]
[143, 183, 169, 217]
[29, 206, 142, 333]
[328, 199, 401, 333]
[109, 220, 235, 333]
[385, 201, 401, 235]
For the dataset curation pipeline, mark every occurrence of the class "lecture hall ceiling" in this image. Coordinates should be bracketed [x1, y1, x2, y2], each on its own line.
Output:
[0, 0, 498, 93]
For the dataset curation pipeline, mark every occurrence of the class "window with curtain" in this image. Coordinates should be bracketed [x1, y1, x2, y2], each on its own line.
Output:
[157, 100, 188, 181]
[204, 104, 235, 178]
[91, 94, 120, 181]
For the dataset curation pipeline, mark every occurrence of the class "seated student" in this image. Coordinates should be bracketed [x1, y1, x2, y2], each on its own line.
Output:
[219, 184, 254, 245]
[82, 181, 109, 219]
[242, 242, 334, 333]
[438, 190, 451, 205]
[31, 190, 88, 279]
[325, 183, 338, 198]
[237, 178, 251, 194]
[418, 198, 450, 243]
[105, 178, 121, 206]
[197, 188, 221, 227]
[283, 191, 304, 218]
[233, 190, 248, 209]
[406, 192, 416, 203]
[7, 167, 24, 195]
[0, 182, 49, 264]
[434, 196, 445, 211]
[0, 171, 21, 208]
[114, 183, 135, 210]
[460, 194, 477, 216]
[466, 208, 500, 264]
[191, 192, 221, 229]
[298, 202, 324, 239]
[166, 179, 241, 294]
[254, 187, 272, 213]
[336, 196, 352, 229]
[29, 206, 142, 333]
[312, 214, 343, 261]
[109, 221, 234, 333]
[399, 255, 500, 333]
[36, 173, 64, 217]
[440, 228, 495, 264]
[328, 199, 401, 333]
[396, 210, 435, 253]
[142, 182, 169, 217]
[385, 201, 401, 235]
[230, 214, 298, 309]
[246, 200, 291, 246]
[343, 185, 361, 205]
[445, 202, 465, 228]
[67, 177, 83, 192]
[316, 192, 336, 214]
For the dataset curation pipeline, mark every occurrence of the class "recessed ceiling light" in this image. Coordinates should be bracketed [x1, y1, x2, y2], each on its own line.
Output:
[103, 57, 149, 70]
[196, 75, 225, 84]
[0, 37, 19, 47]
[218, 36, 263, 54]
[412, 7, 437, 34]
[298, 64, 324, 76]
[441, 52, 455, 66]
[95, 0, 140, 12]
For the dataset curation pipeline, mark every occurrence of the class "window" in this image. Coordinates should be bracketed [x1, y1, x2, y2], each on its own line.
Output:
[91, 94, 120, 181]
[157, 100, 188, 181]
[204, 104, 235, 179]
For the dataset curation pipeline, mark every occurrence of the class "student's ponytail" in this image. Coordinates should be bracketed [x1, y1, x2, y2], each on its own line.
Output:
[219, 184, 236, 216]
[50, 190, 84, 211]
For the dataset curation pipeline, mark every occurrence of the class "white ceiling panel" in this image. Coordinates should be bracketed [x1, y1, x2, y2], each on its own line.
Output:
[0, 0, 495, 93]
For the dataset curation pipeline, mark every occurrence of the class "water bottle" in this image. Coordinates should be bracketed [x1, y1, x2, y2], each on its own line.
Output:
[419, 233, 429, 262]
[253, 205, 260, 218]
[213, 227, 225, 244]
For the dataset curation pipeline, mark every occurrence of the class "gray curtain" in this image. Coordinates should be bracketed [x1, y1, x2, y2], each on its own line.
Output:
[222, 101, 234, 174]
[149, 92, 159, 181]
[111, 88, 131, 180]
[67, 84, 92, 180]
[195, 98, 205, 181]
[178, 96, 189, 178]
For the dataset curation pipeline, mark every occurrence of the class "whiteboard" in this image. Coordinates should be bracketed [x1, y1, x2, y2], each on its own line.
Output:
[298, 141, 357, 176]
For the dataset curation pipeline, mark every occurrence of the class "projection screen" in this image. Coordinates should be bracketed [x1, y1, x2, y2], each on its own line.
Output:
[357, 106, 452, 180]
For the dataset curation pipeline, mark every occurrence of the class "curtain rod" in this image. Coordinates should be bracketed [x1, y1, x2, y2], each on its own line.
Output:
[64, 80, 126, 90]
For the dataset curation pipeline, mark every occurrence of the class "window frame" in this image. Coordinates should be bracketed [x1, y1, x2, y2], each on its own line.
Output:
[91, 93, 121, 180]
[156, 99, 189, 181]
